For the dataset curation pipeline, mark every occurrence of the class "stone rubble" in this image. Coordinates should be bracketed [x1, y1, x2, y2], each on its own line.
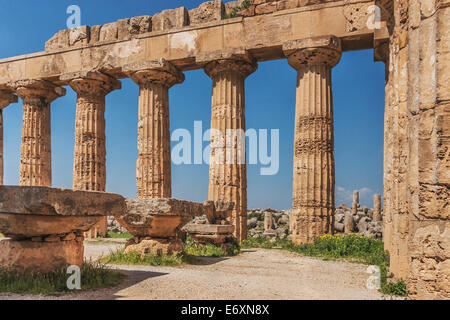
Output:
[246, 194, 384, 241]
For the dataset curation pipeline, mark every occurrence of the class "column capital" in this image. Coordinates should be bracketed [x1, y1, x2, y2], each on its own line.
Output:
[123, 58, 184, 88]
[10, 79, 66, 103]
[204, 58, 257, 80]
[0, 89, 18, 109]
[61, 71, 121, 96]
[283, 35, 342, 70]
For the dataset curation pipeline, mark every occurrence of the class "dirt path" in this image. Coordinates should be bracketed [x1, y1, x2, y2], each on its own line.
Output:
[0, 240, 384, 300]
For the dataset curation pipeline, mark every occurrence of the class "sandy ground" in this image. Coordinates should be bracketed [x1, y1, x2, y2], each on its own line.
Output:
[0, 239, 385, 300]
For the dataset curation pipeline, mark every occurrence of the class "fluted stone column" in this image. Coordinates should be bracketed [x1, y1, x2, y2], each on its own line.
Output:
[283, 36, 341, 244]
[0, 90, 18, 185]
[204, 58, 257, 242]
[12, 80, 66, 186]
[124, 59, 184, 199]
[62, 71, 121, 237]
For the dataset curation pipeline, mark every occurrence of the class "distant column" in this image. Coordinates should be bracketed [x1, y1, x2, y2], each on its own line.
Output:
[63, 71, 121, 237]
[373, 194, 382, 222]
[124, 59, 184, 199]
[204, 57, 257, 242]
[283, 36, 342, 244]
[0, 90, 18, 185]
[13, 80, 66, 186]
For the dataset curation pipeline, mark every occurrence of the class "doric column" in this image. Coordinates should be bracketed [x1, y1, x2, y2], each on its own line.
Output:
[62, 71, 121, 238]
[11, 80, 66, 186]
[63, 71, 121, 192]
[204, 57, 257, 242]
[124, 59, 184, 199]
[0, 90, 18, 185]
[283, 36, 342, 245]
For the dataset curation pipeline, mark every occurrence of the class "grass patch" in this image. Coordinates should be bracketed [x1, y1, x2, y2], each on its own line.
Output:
[101, 237, 240, 266]
[107, 231, 133, 239]
[100, 249, 195, 266]
[184, 236, 240, 257]
[223, 0, 252, 19]
[242, 234, 408, 297]
[0, 261, 124, 295]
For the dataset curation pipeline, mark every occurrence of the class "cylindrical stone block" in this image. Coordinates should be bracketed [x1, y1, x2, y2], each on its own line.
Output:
[283, 36, 342, 244]
[373, 194, 382, 222]
[351, 190, 359, 215]
[264, 212, 273, 231]
[13, 80, 66, 187]
[204, 58, 257, 242]
[66, 72, 121, 237]
[127, 61, 184, 199]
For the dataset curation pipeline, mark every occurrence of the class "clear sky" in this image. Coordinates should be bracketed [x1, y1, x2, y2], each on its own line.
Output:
[0, 0, 386, 209]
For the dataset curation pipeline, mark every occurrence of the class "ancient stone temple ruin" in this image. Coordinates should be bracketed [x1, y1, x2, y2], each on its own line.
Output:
[0, 0, 448, 299]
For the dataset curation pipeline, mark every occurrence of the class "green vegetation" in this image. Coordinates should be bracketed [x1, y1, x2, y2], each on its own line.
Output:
[184, 236, 240, 257]
[101, 237, 240, 266]
[100, 250, 194, 266]
[242, 234, 408, 297]
[0, 261, 124, 295]
[223, 0, 252, 19]
[107, 231, 133, 239]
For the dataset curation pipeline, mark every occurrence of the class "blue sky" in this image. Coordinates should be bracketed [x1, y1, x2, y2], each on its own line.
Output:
[0, 0, 386, 209]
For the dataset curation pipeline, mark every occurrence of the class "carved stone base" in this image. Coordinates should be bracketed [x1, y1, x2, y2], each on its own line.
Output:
[0, 238, 83, 273]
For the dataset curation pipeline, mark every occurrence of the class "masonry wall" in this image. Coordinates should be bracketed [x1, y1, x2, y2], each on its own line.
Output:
[382, 0, 449, 299]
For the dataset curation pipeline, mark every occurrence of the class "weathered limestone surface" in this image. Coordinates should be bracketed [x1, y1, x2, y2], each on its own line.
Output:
[124, 59, 184, 199]
[283, 35, 341, 244]
[0, 238, 84, 273]
[379, 0, 450, 300]
[62, 71, 121, 237]
[116, 198, 206, 238]
[124, 238, 182, 256]
[8, 80, 65, 186]
[0, 186, 126, 218]
[0, 90, 18, 185]
[184, 223, 235, 246]
[0, 186, 126, 272]
[203, 200, 234, 225]
[0, 0, 377, 86]
[118, 198, 215, 255]
[373, 194, 382, 222]
[203, 54, 257, 242]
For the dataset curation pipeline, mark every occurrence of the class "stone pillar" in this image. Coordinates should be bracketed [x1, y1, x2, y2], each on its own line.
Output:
[124, 59, 184, 199]
[12, 80, 66, 186]
[351, 190, 359, 215]
[344, 212, 354, 234]
[63, 71, 121, 237]
[264, 212, 273, 232]
[283, 36, 341, 245]
[204, 57, 257, 242]
[0, 90, 18, 185]
[373, 194, 382, 222]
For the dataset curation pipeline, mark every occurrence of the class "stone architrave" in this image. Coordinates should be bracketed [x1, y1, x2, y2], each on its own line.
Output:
[61, 71, 121, 237]
[283, 35, 342, 245]
[0, 90, 18, 185]
[10, 80, 66, 187]
[203, 54, 257, 242]
[124, 59, 184, 199]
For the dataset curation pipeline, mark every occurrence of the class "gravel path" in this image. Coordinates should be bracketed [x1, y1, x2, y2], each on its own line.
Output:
[0, 240, 384, 300]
